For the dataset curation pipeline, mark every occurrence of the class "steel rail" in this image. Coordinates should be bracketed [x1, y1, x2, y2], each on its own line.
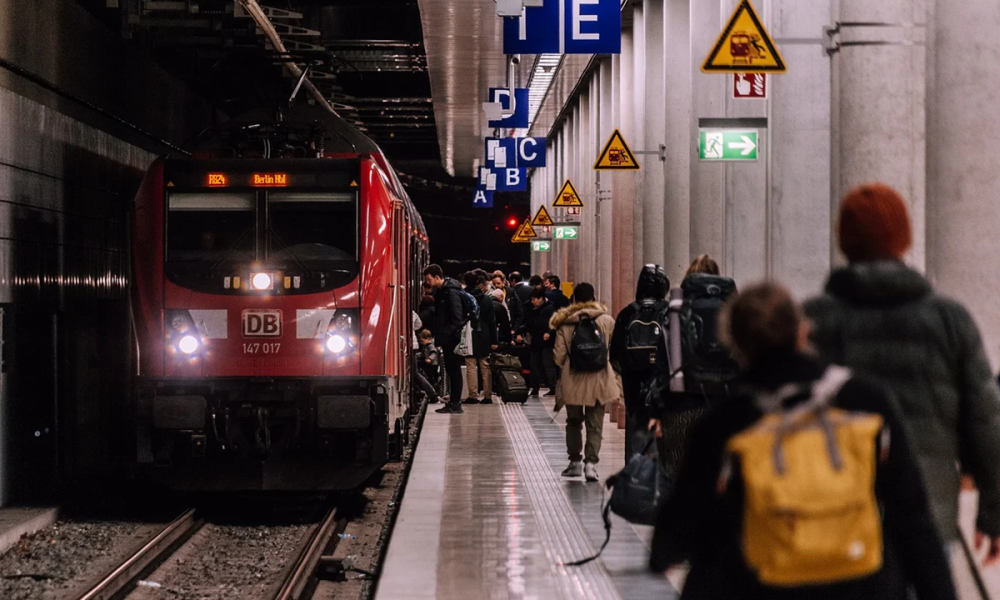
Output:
[272, 507, 340, 600]
[77, 508, 202, 600]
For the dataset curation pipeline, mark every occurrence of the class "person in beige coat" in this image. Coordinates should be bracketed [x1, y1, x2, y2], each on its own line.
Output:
[551, 282, 623, 482]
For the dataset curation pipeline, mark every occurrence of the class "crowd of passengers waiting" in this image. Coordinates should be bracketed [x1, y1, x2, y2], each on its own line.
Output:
[418, 183, 1000, 598]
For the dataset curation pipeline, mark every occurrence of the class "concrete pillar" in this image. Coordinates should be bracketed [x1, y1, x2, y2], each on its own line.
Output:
[631, 3, 647, 276]
[662, 0, 691, 281]
[613, 29, 639, 312]
[832, 0, 927, 269]
[641, 0, 666, 266]
[597, 58, 615, 307]
[927, 0, 1000, 367]
[768, 0, 833, 298]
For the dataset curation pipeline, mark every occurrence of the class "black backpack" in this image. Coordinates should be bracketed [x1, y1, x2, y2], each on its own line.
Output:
[622, 299, 667, 372]
[456, 289, 481, 331]
[679, 274, 739, 393]
[569, 314, 608, 372]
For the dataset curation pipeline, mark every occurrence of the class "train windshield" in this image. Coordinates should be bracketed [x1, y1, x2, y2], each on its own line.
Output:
[267, 192, 357, 267]
[167, 193, 256, 267]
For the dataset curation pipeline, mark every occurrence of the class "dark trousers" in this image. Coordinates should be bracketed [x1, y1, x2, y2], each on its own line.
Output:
[530, 346, 559, 392]
[622, 372, 649, 459]
[442, 342, 465, 407]
[413, 355, 437, 401]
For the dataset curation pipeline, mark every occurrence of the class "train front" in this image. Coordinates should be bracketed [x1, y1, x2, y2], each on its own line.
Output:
[130, 151, 404, 491]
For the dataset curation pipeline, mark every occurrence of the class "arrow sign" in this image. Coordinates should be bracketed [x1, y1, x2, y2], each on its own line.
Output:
[699, 129, 759, 161]
[728, 135, 757, 156]
[554, 225, 579, 240]
[531, 240, 552, 252]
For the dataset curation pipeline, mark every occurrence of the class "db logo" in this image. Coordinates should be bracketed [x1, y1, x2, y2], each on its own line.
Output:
[243, 310, 282, 337]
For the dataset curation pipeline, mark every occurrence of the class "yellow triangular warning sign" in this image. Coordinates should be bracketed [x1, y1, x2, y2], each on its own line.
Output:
[166, 181, 175, 187]
[511, 217, 536, 243]
[552, 180, 584, 208]
[594, 129, 640, 171]
[531, 205, 555, 227]
[350, 180, 359, 187]
[702, 0, 786, 73]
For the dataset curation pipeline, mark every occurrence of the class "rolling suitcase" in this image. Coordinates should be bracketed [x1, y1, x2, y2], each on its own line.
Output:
[491, 354, 529, 404]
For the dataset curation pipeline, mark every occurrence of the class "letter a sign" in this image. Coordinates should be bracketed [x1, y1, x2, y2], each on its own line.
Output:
[702, 0, 786, 73]
[594, 129, 640, 171]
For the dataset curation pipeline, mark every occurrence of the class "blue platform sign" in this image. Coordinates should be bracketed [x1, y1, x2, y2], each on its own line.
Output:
[486, 137, 547, 169]
[472, 187, 494, 208]
[487, 88, 529, 129]
[503, 0, 621, 55]
[481, 166, 528, 192]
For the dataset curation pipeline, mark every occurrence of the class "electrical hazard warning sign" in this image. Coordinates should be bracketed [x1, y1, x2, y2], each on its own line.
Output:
[552, 180, 584, 208]
[702, 0, 786, 73]
[594, 129, 640, 171]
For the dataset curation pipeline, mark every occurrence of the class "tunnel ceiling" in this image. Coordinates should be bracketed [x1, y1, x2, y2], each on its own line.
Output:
[74, 0, 441, 171]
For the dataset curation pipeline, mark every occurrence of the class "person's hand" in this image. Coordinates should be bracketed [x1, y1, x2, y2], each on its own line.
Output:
[976, 531, 1000, 566]
[543, 333, 550, 341]
[515, 335, 523, 343]
[491, 344, 498, 350]
[648, 419, 662, 438]
[425, 358, 431, 363]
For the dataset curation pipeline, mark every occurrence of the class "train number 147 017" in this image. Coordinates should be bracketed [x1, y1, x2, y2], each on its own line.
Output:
[243, 343, 281, 355]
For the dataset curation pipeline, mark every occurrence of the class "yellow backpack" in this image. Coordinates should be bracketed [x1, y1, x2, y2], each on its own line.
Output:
[722, 367, 887, 587]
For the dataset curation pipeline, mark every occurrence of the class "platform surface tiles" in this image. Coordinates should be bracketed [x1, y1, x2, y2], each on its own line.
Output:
[375, 395, 681, 600]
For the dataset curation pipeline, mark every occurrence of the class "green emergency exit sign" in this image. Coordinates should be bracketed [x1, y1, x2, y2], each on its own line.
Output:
[699, 129, 759, 160]
[554, 226, 579, 240]
[531, 240, 552, 252]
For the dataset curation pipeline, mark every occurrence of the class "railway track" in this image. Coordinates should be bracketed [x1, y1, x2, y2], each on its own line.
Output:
[72, 507, 343, 600]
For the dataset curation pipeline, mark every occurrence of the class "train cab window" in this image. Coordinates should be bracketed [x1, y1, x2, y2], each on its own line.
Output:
[266, 192, 358, 267]
[166, 193, 255, 269]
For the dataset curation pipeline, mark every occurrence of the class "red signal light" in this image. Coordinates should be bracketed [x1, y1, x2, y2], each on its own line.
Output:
[507, 218, 518, 228]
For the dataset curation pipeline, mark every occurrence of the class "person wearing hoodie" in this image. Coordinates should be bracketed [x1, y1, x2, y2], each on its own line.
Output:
[463, 272, 498, 404]
[609, 265, 670, 459]
[490, 287, 512, 346]
[424, 264, 467, 414]
[804, 183, 1000, 559]
[651, 282, 956, 600]
[551, 283, 622, 482]
[492, 271, 523, 335]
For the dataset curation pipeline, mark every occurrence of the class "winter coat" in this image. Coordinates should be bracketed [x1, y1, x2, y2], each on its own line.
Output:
[418, 305, 436, 337]
[551, 302, 623, 408]
[804, 261, 1000, 541]
[432, 278, 465, 346]
[504, 285, 525, 331]
[650, 352, 956, 600]
[525, 299, 557, 347]
[469, 288, 497, 358]
[513, 281, 534, 308]
[492, 295, 512, 345]
[546, 288, 571, 309]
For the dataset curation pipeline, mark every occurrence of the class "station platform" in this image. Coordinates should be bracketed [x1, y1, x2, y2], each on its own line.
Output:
[375, 395, 682, 600]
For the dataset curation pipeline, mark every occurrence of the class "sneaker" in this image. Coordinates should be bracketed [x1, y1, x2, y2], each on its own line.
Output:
[435, 404, 464, 414]
[561, 461, 583, 477]
[544, 389, 556, 397]
[481, 397, 494, 404]
[462, 397, 480, 405]
[584, 463, 599, 482]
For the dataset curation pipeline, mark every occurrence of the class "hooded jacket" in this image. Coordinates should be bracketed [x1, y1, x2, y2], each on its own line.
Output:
[551, 302, 623, 408]
[491, 293, 512, 345]
[610, 265, 670, 374]
[432, 278, 465, 344]
[650, 352, 956, 600]
[469, 287, 497, 358]
[804, 261, 1000, 541]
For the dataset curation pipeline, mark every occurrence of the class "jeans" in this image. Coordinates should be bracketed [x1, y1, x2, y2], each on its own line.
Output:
[464, 356, 492, 398]
[413, 355, 438, 401]
[530, 346, 558, 392]
[566, 403, 606, 464]
[442, 342, 465, 407]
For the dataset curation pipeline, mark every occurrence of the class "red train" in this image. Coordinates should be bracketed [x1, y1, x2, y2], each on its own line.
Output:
[129, 107, 428, 491]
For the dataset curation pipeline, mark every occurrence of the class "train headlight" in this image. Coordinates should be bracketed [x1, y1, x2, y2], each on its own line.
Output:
[178, 335, 200, 354]
[326, 334, 347, 354]
[251, 273, 273, 291]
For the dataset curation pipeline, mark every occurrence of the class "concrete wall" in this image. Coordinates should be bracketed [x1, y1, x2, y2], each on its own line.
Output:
[0, 0, 209, 505]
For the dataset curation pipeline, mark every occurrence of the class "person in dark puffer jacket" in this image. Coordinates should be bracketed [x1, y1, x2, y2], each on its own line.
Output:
[804, 182, 1000, 559]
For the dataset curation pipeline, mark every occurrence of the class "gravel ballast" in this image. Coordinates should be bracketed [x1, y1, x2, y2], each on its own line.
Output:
[0, 519, 158, 600]
[127, 523, 311, 600]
